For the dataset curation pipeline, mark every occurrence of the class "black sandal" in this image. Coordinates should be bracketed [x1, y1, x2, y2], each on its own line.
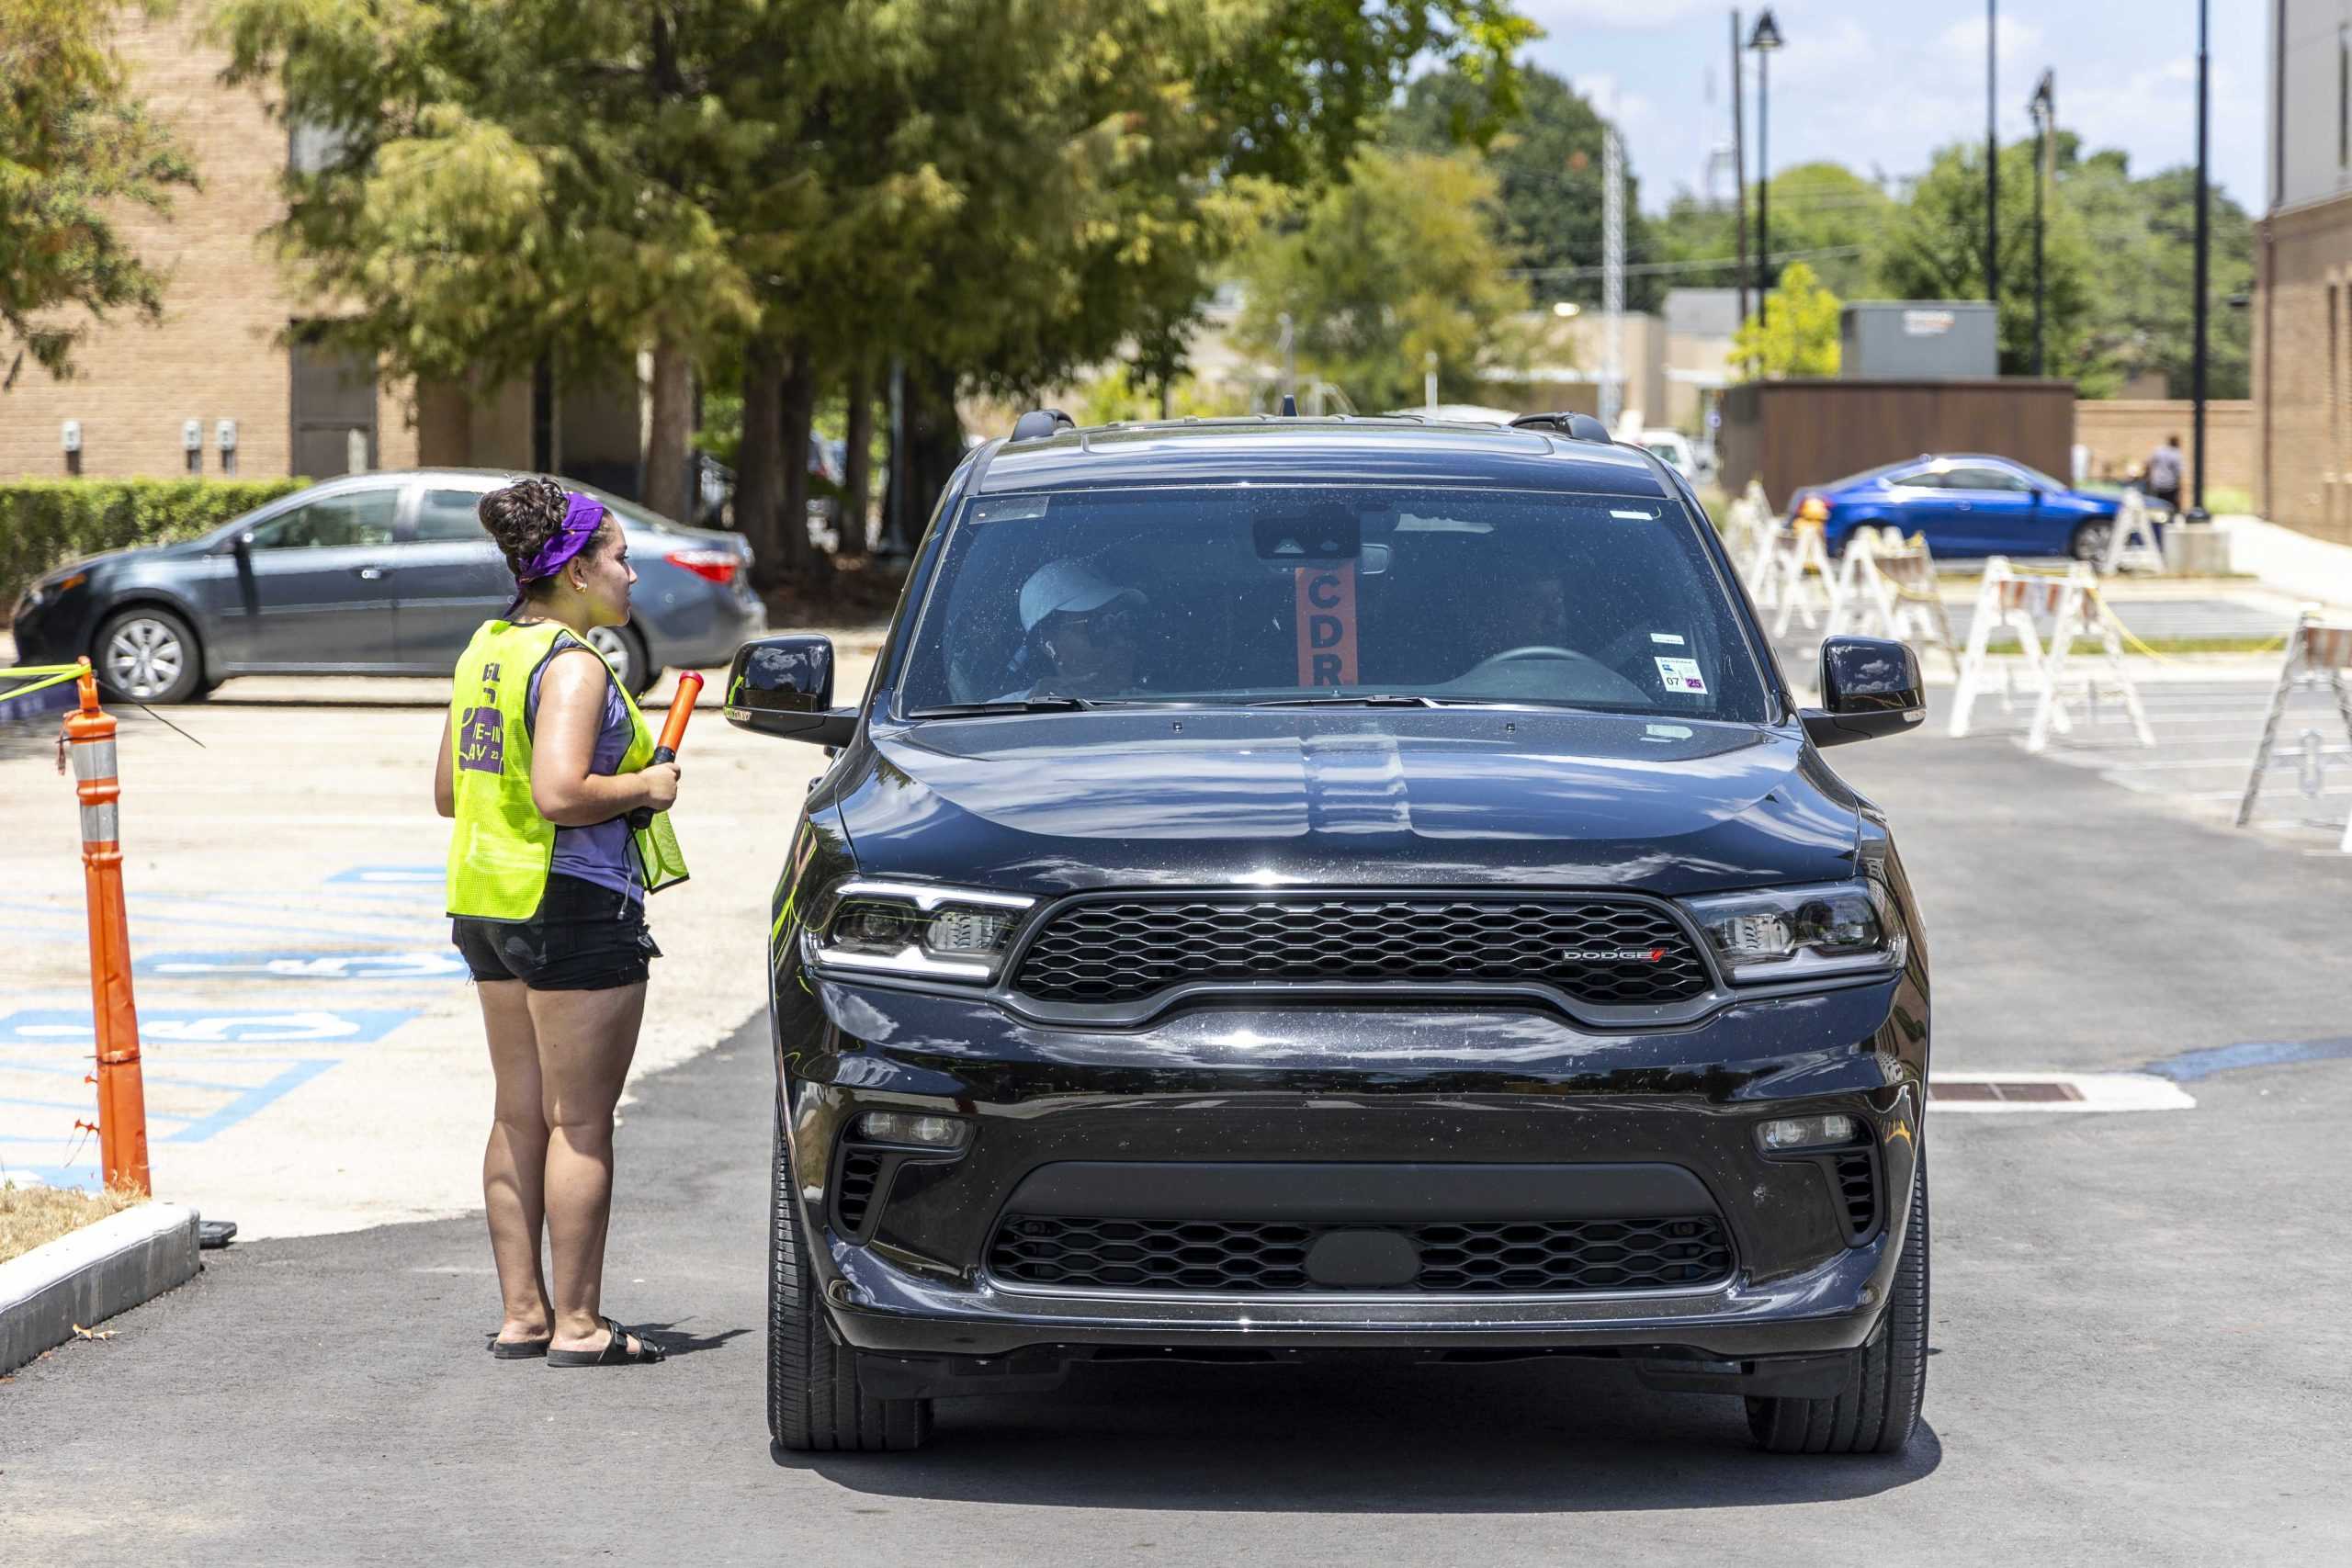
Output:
[546, 1315, 665, 1367]
[486, 1334, 551, 1359]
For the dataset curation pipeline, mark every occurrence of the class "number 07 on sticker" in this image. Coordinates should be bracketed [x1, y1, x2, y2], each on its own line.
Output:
[1654, 656, 1708, 694]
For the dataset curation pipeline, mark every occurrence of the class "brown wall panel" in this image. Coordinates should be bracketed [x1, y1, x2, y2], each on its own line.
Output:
[1719, 379, 2079, 507]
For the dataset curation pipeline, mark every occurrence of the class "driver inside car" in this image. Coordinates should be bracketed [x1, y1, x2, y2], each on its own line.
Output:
[994, 559, 1151, 700]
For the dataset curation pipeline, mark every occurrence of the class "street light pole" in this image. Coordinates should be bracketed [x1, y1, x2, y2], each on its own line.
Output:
[1731, 8, 1748, 325]
[2191, 0, 2211, 519]
[1747, 10, 1782, 292]
[1987, 0, 2000, 328]
[2029, 70, 2053, 377]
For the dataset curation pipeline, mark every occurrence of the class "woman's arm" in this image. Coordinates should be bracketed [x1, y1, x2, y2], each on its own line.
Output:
[530, 649, 677, 827]
[433, 711, 456, 819]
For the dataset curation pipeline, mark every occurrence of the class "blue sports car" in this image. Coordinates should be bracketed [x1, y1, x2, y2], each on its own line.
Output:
[1791, 454, 2128, 561]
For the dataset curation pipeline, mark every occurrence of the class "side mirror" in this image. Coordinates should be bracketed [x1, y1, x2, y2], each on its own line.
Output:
[1801, 636, 1924, 748]
[725, 634, 858, 747]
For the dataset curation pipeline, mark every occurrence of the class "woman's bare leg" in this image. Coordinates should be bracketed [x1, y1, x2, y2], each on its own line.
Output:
[532, 981, 649, 1354]
[478, 979, 552, 1342]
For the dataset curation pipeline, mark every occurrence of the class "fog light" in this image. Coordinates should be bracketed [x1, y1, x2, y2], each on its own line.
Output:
[1757, 1113, 1858, 1152]
[853, 1111, 970, 1149]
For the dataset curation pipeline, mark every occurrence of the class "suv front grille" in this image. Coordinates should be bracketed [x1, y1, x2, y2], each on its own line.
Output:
[989, 1215, 1732, 1294]
[1011, 895, 1712, 1007]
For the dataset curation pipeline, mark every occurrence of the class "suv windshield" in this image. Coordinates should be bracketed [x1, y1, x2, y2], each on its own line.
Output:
[899, 485, 1771, 723]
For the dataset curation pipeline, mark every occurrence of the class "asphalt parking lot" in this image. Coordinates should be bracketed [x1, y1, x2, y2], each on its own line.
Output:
[4, 655, 2347, 1564]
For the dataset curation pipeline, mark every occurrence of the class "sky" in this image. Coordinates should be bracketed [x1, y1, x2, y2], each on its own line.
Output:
[1516, 0, 2266, 216]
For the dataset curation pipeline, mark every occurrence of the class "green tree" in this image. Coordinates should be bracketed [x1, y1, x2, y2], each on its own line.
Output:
[1871, 139, 2096, 380]
[1653, 162, 1893, 301]
[1730, 260, 1840, 379]
[1389, 64, 1657, 311]
[2060, 141, 2253, 399]
[1233, 148, 1529, 412]
[212, 1, 1533, 574]
[0, 0, 197, 388]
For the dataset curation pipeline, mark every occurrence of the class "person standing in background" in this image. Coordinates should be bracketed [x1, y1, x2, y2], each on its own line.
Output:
[2143, 434, 2185, 516]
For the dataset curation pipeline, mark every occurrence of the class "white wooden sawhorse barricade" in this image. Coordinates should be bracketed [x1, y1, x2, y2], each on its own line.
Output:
[2235, 611, 2352, 852]
[1948, 558, 2154, 753]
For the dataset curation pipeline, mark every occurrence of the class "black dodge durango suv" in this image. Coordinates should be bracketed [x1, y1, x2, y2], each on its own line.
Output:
[729, 412, 1930, 1456]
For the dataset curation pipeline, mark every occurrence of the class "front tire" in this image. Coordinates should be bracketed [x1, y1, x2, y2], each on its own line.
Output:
[2069, 519, 2114, 563]
[95, 607, 204, 704]
[769, 1099, 932, 1452]
[1746, 1152, 1928, 1455]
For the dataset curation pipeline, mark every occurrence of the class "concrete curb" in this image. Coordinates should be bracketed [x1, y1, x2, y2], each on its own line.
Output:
[1, 1201, 200, 1374]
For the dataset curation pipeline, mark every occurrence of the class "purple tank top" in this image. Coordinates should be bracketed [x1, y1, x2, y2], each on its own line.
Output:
[526, 648, 640, 902]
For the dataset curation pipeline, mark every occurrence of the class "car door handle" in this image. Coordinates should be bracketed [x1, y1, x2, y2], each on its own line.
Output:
[356, 566, 386, 581]
[1954, 502, 1971, 511]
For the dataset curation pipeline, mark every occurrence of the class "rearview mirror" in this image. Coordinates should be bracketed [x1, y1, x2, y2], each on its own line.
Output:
[725, 634, 858, 747]
[1801, 636, 1924, 748]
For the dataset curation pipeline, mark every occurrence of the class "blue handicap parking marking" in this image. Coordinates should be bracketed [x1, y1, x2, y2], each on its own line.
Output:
[135, 950, 466, 982]
[0, 1009, 418, 1047]
[326, 864, 444, 888]
[0, 1055, 339, 1170]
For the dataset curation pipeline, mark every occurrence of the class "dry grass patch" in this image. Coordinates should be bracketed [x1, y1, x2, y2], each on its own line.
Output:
[0, 1180, 141, 1265]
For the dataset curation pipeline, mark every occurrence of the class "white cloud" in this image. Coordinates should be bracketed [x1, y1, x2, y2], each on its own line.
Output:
[1936, 13, 2046, 69]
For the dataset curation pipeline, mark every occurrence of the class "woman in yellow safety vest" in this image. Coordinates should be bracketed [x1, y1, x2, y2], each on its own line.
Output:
[433, 477, 686, 1367]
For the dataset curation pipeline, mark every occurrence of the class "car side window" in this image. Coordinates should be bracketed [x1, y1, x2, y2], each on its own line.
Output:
[248, 487, 399, 549]
[1943, 466, 2028, 492]
[413, 488, 492, 542]
[1889, 468, 1940, 489]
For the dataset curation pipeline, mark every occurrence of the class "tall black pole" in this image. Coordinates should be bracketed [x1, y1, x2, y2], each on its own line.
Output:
[2032, 102, 2046, 376]
[1756, 48, 1770, 292]
[1732, 10, 1748, 324]
[1986, 0, 2000, 326]
[2191, 0, 2211, 517]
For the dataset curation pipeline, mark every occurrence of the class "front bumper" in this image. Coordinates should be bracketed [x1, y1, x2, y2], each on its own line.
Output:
[775, 970, 1928, 1364]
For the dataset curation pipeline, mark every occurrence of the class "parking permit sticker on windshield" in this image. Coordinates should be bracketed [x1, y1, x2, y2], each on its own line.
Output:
[1649, 632, 1686, 646]
[1654, 657, 1708, 694]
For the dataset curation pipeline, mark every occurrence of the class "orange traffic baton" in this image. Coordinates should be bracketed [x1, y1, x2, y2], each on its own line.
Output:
[628, 671, 704, 830]
[61, 659, 152, 1195]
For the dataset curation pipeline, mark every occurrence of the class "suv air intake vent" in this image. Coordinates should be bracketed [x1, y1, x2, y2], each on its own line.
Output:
[1012, 896, 1712, 1007]
[1831, 1147, 1880, 1241]
[989, 1215, 1732, 1294]
[833, 1149, 887, 1234]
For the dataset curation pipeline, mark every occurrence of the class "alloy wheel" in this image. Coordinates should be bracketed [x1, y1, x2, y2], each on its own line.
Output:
[105, 616, 187, 699]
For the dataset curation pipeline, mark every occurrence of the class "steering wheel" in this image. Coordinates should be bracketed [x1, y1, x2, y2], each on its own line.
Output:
[1464, 645, 1596, 672]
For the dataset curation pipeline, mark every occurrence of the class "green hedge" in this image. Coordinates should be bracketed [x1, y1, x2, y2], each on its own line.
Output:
[2, 479, 310, 619]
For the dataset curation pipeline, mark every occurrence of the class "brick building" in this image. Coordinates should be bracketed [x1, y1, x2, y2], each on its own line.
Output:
[2256, 0, 2352, 542]
[2, 10, 639, 489]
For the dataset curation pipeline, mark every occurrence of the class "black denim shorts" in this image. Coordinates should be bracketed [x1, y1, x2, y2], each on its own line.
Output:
[451, 874, 662, 991]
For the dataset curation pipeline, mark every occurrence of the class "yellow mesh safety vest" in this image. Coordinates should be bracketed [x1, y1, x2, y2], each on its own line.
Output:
[445, 620, 688, 920]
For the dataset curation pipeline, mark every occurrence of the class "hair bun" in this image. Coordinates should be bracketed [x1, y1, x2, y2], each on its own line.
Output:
[477, 477, 571, 582]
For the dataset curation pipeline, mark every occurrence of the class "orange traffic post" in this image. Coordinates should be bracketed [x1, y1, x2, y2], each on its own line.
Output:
[63, 657, 151, 1195]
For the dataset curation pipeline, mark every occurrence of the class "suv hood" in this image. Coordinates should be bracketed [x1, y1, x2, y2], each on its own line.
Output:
[832, 709, 1862, 897]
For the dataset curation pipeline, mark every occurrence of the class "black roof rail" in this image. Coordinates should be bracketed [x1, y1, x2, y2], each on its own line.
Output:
[1510, 412, 1614, 444]
[1010, 408, 1078, 442]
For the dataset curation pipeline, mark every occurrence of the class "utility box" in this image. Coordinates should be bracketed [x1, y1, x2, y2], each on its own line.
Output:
[1840, 301, 1998, 379]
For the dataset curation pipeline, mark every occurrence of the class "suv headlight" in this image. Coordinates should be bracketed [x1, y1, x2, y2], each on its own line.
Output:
[1681, 879, 1906, 983]
[805, 880, 1035, 983]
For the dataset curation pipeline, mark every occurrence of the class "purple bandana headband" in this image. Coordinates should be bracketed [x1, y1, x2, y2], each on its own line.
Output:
[519, 491, 606, 581]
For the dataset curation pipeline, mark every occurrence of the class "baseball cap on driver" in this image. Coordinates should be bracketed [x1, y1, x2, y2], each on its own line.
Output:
[1019, 559, 1147, 634]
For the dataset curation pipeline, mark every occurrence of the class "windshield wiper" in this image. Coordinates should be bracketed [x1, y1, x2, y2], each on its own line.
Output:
[907, 695, 1106, 717]
[1245, 693, 1448, 708]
